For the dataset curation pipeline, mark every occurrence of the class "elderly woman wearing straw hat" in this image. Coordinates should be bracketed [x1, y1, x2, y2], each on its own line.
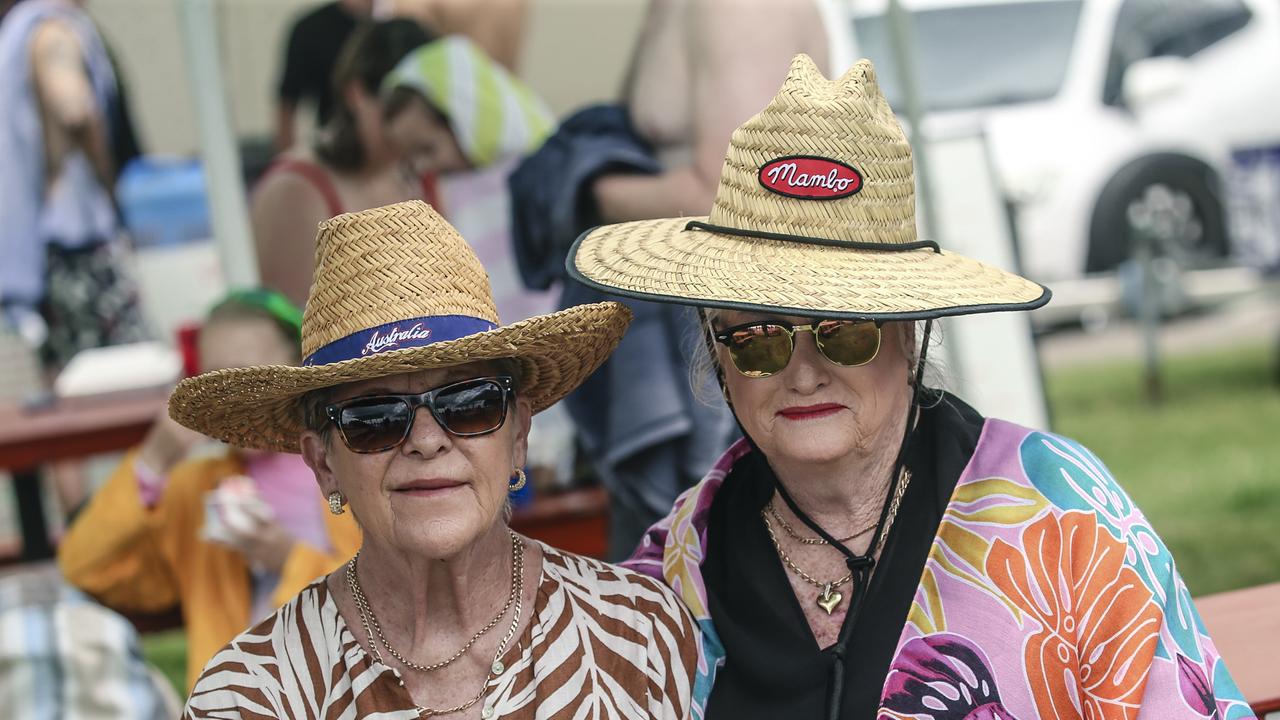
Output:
[568, 57, 1253, 720]
[172, 201, 699, 719]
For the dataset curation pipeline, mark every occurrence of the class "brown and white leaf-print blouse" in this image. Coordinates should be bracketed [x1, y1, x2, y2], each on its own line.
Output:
[183, 543, 700, 719]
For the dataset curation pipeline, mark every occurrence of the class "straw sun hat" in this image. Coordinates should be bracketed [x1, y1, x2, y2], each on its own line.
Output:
[568, 56, 1050, 319]
[169, 201, 631, 453]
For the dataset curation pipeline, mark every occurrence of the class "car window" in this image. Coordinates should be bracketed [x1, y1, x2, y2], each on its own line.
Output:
[1103, 0, 1253, 105]
[853, 1, 1082, 112]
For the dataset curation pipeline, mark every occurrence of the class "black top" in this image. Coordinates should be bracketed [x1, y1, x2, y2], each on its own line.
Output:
[278, 1, 360, 126]
[702, 392, 985, 719]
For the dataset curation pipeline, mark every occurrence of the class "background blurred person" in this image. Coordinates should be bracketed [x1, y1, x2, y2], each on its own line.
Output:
[0, 0, 149, 516]
[0, 0, 148, 374]
[253, 17, 434, 306]
[57, 289, 361, 692]
[274, 0, 373, 152]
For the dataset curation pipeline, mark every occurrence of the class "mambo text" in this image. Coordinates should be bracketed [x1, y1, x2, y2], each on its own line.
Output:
[364, 323, 433, 355]
[759, 157, 863, 199]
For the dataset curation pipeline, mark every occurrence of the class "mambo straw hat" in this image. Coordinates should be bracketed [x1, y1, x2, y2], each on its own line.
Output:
[568, 56, 1050, 319]
[169, 200, 631, 453]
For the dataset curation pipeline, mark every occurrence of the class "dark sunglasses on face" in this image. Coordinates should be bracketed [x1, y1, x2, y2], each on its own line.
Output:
[712, 319, 882, 378]
[324, 376, 516, 454]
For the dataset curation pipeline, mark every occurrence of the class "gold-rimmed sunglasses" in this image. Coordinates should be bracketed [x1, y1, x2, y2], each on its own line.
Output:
[711, 319, 882, 378]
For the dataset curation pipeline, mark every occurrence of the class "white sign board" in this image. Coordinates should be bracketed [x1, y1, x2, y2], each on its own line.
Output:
[921, 131, 1049, 430]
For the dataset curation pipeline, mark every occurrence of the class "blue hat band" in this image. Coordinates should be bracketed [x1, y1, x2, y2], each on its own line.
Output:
[303, 314, 498, 367]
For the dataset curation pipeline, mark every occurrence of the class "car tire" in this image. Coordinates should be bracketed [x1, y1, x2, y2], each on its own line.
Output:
[1087, 154, 1228, 273]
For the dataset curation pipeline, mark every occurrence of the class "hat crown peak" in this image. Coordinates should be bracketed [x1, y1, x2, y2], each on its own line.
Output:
[300, 200, 498, 359]
[708, 56, 916, 246]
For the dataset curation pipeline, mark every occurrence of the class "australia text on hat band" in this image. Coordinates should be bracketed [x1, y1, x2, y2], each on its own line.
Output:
[759, 156, 863, 199]
[303, 314, 499, 366]
[364, 323, 432, 356]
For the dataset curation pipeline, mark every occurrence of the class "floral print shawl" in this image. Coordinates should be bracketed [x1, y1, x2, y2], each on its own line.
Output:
[622, 419, 1256, 719]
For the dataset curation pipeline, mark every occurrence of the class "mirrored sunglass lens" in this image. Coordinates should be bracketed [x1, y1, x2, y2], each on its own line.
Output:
[339, 398, 413, 451]
[815, 320, 880, 366]
[727, 324, 793, 377]
[434, 381, 506, 435]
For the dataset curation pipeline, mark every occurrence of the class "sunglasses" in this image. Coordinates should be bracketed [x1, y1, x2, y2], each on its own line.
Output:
[324, 376, 515, 453]
[712, 319, 882, 378]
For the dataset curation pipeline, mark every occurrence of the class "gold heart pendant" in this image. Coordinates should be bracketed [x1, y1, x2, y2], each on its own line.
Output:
[816, 585, 843, 615]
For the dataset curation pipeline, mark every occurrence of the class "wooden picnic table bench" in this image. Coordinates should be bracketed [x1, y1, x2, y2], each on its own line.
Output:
[1197, 581, 1280, 716]
[0, 388, 169, 562]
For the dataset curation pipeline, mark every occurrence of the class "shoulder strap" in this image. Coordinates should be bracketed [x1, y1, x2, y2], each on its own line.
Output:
[420, 172, 442, 214]
[268, 158, 344, 217]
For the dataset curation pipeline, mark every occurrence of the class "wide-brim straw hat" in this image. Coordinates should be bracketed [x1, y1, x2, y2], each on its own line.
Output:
[169, 200, 631, 453]
[568, 56, 1050, 320]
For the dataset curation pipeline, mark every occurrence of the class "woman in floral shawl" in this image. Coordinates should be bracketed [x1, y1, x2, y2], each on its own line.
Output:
[567, 55, 1255, 720]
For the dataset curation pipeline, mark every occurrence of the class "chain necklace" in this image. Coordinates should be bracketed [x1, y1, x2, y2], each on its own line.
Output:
[766, 500, 877, 545]
[346, 530, 525, 718]
[762, 468, 912, 615]
[347, 532, 520, 673]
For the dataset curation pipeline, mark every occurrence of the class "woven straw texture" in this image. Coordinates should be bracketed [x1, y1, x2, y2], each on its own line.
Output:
[170, 201, 631, 453]
[571, 55, 1049, 319]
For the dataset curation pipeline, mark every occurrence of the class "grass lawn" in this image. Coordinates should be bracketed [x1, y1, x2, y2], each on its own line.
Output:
[1045, 341, 1280, 597]
[142, 627, 188, 700]
[142, 341, 1280, 698]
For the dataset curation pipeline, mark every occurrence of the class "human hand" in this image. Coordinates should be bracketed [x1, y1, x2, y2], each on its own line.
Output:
[202, 477, 294, 573]
[217, 511, 295, 575]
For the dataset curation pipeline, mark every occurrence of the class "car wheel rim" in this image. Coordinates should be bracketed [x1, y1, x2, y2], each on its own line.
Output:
[1125, 183, 1211, 266]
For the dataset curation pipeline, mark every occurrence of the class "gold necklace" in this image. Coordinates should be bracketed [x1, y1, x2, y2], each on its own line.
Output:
[347, 532, 520, 673]
[762, 468, 912, 615]
[346, 531, 525, 718]
[766, 499, 877, 545]
[762, 514, 852, 614]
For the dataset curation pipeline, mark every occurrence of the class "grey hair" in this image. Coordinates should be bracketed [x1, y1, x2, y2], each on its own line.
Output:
[301, 387, 336, 437]
[686, 309, 951, 406]
[687, 308, 728, 406]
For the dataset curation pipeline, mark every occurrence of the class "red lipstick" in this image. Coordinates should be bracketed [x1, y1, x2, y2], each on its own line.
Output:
[777, 403, 844, 420]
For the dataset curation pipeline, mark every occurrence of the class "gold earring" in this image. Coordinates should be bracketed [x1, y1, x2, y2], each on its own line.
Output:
[508, 469, 527, 492]
[327, 491, 346, 515]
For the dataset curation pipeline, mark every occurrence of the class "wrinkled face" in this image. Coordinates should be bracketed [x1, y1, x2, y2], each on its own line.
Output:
[384, 96, 470, 175]
[713, 310, 914, 468]
[300, 361, 530, 560]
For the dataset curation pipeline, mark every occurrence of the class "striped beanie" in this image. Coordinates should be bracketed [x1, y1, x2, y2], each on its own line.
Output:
[382, 35, 555, 168]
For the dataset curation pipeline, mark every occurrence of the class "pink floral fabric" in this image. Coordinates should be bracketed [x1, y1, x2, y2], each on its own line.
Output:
[624, 421, 1256, 720]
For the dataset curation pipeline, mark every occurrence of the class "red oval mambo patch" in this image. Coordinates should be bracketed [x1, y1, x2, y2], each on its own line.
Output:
[758, 156, 863, 200]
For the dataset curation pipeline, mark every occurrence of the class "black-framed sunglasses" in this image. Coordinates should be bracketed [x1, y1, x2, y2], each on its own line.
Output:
[712, 319, 882, 378]
[324, 376, 516, 454]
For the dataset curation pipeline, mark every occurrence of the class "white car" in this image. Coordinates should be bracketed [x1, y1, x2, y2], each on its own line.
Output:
[851, 0, 1280, 283]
